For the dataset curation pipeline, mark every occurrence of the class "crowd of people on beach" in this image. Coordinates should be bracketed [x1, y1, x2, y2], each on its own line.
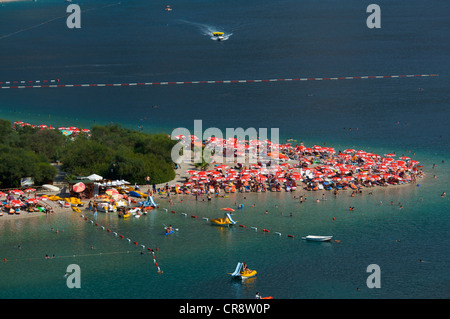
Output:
[171, 138, 424, 196]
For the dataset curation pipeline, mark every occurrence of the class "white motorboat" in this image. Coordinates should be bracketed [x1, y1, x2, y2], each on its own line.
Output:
[302, 235, 333, 242]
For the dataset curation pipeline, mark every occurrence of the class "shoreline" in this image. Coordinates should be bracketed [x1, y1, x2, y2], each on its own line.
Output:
[1, 148, 428, 222]
[0, 174, 424, 223]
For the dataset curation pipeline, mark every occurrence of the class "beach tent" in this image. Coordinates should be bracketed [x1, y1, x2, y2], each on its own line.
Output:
[87, 174, 103, 181]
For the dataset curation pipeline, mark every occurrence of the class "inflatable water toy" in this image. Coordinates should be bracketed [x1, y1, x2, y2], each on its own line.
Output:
[210, 213, 237, 227]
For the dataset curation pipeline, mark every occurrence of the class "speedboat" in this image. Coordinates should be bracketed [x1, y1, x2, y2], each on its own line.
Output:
[302, 235, 333, 242]
[212, 32, 224, 41]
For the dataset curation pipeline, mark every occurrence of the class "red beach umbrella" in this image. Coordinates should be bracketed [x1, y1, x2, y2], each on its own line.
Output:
[9, 189, 23, 195]
[257, 174, 268, 181]
[10, 200, 23, 207]
[186, 170, 197, 175]
[72, 182, 85, 193]
[0, 191, 7, 197]
[26, 198, 38, 204]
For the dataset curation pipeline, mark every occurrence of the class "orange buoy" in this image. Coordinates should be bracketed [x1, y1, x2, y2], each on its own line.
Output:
[288, 234, 295, 238]
[332, 217, 335, 221]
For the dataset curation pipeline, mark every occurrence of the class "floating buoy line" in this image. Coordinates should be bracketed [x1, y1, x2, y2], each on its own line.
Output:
[0, 74, 438, 89]
[168, 209, 325, 242]
[78, 214, 164, 274]
[2, 205, 337, 269]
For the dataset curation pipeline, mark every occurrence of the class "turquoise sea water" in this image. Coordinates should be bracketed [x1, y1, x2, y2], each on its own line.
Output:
[0, 0, 449, 299]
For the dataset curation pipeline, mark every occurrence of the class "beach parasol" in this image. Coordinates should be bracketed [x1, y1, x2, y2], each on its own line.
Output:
[186, 170, 197, 175]
[221, 208, 235, 212]
[26, 198, 38, 204]
[106, 188, 119, 196]
[9, 189, 23, 195]
[72, 182, 85, 193]
[384, 153, 396, 157]
[25, 188, 36, 193]
[0, 191, 6, 197]
[10, 200, 23, 207]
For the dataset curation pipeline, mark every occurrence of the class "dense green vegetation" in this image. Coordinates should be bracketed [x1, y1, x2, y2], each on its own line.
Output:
[0, 119, 176, 188]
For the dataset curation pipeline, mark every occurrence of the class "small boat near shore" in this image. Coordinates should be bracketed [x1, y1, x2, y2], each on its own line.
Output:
[229, 262, 257, 280]
[302, 235, 333, 242]
[210, 212, 238, 227]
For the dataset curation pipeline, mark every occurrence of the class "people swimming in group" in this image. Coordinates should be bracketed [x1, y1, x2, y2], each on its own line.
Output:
[165, 225, 174, 233]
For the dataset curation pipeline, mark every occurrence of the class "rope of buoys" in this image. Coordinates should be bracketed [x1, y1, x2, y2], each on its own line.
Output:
[78, 213, 164, 274]
[2, 250, 135, 263]
[0, 74, 438, 90]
